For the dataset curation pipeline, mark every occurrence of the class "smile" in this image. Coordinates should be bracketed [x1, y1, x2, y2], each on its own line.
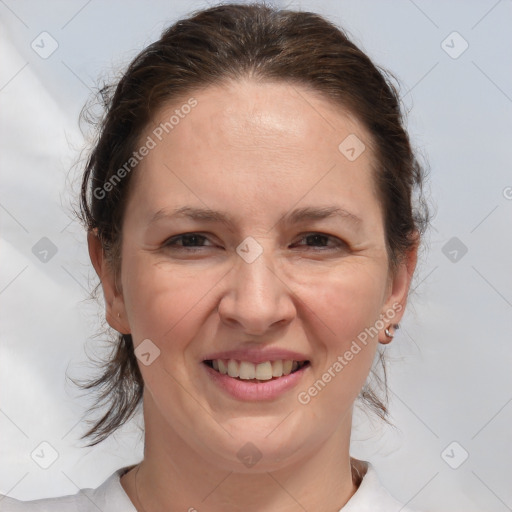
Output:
[204, 359, 310, 381]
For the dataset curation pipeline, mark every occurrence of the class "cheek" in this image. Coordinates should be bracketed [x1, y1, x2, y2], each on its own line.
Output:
[120, 252, 226, 407]
[120, 249, 227, 351]
[292, 261, 387, 403]
[327, 268, 385, 339]
[289, 257, 388, 344]
[123, 248, 388, 347]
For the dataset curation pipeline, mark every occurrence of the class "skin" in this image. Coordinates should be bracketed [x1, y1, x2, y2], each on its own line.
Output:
[89, 79, 418, 511]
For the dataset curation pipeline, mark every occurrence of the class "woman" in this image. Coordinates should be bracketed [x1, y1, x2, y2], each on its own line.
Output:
[2, 2, 429, 510]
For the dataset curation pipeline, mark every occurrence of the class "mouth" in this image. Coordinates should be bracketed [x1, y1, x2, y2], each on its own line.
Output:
[203, 359, 310, 383]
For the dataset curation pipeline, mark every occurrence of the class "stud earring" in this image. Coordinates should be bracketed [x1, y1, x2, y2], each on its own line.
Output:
[384, 323, 400, 339]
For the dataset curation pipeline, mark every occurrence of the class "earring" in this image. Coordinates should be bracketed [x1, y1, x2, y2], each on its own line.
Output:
[384, 323, 400, 339]
[117, 313, 121, 319]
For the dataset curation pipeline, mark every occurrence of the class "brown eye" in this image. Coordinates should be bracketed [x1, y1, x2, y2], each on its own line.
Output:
[303, 234, 330, 247]
[164, 233, 212, 249]
[292, 233, 346, 250]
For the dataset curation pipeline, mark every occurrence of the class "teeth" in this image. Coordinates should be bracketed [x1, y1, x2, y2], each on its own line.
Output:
[227, 359, 238, 378]
[209, 359, 305, 380]
[255, 361, 272, 380]
[272, 360, 283, 377]
[239, 361, 256, 379]
[218, 359, 228, 375]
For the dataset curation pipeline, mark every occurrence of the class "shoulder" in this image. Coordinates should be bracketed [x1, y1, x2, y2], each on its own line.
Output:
[1, 461, 421, 512]
[0, 494, 84, 512]
[0, 466, 137, 512]
[342, 460, 419, 512]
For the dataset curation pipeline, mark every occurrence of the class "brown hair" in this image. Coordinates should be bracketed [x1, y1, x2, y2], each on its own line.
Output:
[76, 2, 429, 446]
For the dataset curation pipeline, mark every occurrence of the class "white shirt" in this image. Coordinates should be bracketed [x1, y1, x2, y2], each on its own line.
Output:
[0, 462, 417, 511]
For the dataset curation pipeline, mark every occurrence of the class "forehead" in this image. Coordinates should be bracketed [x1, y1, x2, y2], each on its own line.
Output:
[131, 79, 379, 218]
[162, 79, 371, 158]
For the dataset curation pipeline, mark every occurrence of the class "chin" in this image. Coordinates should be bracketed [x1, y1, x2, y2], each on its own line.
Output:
[199, 421, 309, 474]
[208, 445, 305, 474]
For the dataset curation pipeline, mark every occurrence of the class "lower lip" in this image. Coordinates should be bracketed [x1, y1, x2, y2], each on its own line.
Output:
[203, 362, 309, 401]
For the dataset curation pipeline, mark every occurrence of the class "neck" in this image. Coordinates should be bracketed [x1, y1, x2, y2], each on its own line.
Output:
[122, 395, 359, 512]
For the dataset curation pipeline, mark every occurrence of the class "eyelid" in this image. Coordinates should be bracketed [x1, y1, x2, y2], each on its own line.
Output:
[163, 232, 214, 247]
[293, 232, 347, 249]
[163, 231, 348, 251]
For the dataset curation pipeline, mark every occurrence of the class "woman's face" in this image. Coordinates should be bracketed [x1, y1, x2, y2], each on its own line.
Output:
[97, 80, 414, 472]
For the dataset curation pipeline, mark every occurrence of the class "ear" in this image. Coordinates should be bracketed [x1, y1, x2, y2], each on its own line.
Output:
[87, 230, 131, 335]
[379, 233, 419, 344]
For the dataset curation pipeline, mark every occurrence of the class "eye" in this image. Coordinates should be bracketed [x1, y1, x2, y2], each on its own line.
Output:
[163, 233, 214, 250]
[292, 233, 347, 250]
[162, 232, 346, 253]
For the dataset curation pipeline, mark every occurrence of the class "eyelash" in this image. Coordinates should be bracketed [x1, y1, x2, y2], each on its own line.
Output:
[163, 232, 347, 252]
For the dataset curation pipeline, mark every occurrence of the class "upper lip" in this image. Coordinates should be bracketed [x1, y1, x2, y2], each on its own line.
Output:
[202, 348, 310, 364]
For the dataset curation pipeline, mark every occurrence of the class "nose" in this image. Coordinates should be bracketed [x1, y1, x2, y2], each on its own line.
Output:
[217, 248, 296, 336]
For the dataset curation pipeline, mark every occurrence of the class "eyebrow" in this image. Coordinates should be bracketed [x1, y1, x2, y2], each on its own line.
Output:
[149, 205, 362, 227]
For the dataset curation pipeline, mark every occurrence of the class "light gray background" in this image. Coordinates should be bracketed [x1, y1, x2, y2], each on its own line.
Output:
[1, 1, 511, 511]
